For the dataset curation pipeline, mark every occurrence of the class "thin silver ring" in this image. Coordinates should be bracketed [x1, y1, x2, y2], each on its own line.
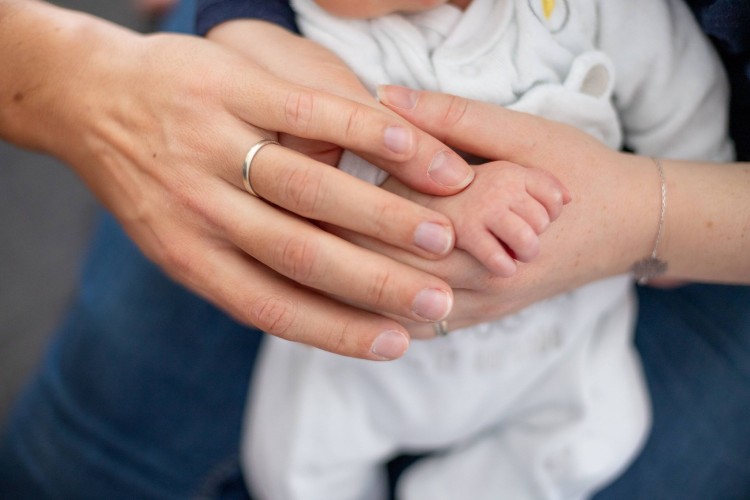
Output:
[433, 320, 449, 337]
[242, 139, 279, 197]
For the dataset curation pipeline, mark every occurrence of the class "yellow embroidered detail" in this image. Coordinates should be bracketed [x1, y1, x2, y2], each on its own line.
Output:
[542, 0, 556, 19]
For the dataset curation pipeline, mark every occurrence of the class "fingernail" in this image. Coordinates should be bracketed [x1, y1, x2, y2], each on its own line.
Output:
[371, 330, 409, 360]
[414, 222, 453, 255]
[384, 126, 413, 155]
[412, 288, 452, 321]
[377, 85, 417, 110]
[428, 150, 474, 188]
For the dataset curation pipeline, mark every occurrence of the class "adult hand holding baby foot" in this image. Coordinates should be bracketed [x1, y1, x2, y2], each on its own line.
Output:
[382, 161, 570, 277]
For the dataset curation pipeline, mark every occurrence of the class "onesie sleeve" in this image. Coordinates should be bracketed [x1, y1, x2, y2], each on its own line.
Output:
[597, 0, 734, 162]
[195, 0, 298, 36]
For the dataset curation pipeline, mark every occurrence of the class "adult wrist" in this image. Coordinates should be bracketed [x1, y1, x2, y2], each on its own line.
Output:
[571, 150, 658, 281]
[614, 153, 666, 275]
[0, 3, 139, 160]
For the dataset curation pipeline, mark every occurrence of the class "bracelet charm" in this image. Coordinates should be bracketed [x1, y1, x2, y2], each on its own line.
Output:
[632, 256, 668, 284]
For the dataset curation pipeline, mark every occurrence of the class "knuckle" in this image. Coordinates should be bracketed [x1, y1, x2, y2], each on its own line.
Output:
[284, 89, 316, 134]
[441, 94, 470, 129]
[276, 235, 321, 284]
[174, 185, 206, 217]
[369, 200, 397, 238]
[161, 244, 196, 278]
[323, 321, 351, 356]
[282, 165, 326, 215]
[365, 269, 393, 308]
[343, 103, 366, 143]
[250, 294, 296, 337]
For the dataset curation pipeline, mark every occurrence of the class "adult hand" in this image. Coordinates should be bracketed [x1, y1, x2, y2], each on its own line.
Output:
[0, 3, 476, 359]
[346, 86, 663, 336]
[201, 21, 650, 338]
[373, 86, 750, 336]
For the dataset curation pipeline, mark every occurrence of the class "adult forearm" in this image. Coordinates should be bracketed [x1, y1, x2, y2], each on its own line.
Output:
[360, 87, 750, 336]
[0, 1, 131, 162]
[1, 0, 88, 150]
[1, 5, 478, 358]
[659, 158, 750, 283]
[380, 86, 750, 286]
[549, 151, 750, 286]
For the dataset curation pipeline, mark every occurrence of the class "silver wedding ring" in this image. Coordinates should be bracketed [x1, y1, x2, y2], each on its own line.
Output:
[433, 320, 449, 337]
[242, 139, 279, 197]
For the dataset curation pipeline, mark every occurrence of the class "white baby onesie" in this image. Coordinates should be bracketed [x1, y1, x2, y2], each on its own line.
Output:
[243, 0, 734, 499]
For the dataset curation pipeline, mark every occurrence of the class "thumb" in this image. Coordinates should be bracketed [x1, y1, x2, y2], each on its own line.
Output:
[377, 85, 556, 163]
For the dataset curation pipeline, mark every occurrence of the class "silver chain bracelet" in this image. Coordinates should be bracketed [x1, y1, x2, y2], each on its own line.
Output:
[631, 158, 668, 284]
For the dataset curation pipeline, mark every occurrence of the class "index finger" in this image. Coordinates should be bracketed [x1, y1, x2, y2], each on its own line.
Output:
[376, 85, 600, 168]
[222, 65, 475, 196]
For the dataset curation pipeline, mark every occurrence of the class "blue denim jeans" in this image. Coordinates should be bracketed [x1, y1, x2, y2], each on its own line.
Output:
[0, 213, 262, 498]
[595, 283, 750, 499]
[2, 0, 750, 496]
[4, 219, 750, 499]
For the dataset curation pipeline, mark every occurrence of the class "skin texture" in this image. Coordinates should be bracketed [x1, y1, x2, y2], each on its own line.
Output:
[213, 19, 750, 339]
[375, 85, 750, 336]
[4, 3, 748, 355]
[207, 20, 642, 336]
[0, 1, 487, 360]
[210, 20, 571, 279]
[382, 162, 570, 278]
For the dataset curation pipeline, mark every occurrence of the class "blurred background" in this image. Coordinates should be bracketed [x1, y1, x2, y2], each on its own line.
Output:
[0, 0, 168, 428]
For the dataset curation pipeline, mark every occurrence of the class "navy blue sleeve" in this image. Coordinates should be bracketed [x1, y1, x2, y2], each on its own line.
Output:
[685, 0, 750, 160]
[195, 0, 298, 36]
